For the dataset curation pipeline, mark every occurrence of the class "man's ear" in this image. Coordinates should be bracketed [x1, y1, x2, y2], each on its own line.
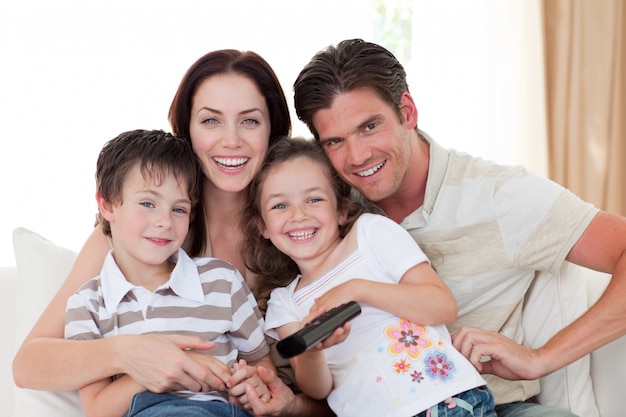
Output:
[96, 192, 115, 222]
[399, 91, 418, 130]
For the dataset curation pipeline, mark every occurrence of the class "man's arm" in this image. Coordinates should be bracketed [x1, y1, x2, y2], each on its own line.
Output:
[453, 210, 626, 380]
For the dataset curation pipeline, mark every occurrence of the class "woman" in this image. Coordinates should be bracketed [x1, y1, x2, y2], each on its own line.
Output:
[12, 49, 332, 417]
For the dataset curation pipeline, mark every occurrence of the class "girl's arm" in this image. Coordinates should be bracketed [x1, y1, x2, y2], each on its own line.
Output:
[12, 226, 213, 392]
[277, 322, 333, 400]
[312, 262, 457, 325]
[79, 375, 145, 417]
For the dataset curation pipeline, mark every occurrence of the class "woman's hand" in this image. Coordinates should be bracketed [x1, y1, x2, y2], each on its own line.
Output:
[242, 366, 300, 416]
[228, 359, 271, 407]
[116, 333, 218, 393]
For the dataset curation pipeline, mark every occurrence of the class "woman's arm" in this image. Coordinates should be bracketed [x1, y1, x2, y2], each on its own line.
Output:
[12, 226, 214, 392]
[311, 262, 458, 326]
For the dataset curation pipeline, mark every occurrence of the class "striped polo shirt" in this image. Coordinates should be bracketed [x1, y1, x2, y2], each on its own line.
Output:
[65, 248, 269, 402]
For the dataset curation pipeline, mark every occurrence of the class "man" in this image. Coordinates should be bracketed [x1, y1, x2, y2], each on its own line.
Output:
[291, 38, 626, 416]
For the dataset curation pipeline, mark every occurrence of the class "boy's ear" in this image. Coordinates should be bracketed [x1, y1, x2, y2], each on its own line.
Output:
[95, 192, 115, 222]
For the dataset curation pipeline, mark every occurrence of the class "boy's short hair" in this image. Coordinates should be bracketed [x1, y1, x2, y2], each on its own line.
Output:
[95, 129, 202, 236]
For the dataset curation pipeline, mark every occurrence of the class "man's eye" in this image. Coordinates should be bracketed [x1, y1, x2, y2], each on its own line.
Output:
[364, 122, 377, 131]
[324, 138, 342, 148]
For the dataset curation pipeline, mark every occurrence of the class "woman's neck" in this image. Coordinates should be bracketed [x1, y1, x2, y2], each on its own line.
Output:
[202, 182, 247, 278]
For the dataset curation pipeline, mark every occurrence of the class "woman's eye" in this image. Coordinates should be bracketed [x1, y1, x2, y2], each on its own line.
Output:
[242, 118, 259, 126]
[201, 117, 218, 125]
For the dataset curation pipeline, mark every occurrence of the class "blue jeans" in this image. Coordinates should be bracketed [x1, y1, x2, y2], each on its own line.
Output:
[415, 386, 497, 416]
[124, 391, 253, 417]
[495, 402, 577, 417]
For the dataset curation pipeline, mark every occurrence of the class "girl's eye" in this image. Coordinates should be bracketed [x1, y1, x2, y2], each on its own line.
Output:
[140, 202, 155, 208]
[308, 197, 322, 204]
[173, 207, 188, 214]
[271, 203, 287, 210]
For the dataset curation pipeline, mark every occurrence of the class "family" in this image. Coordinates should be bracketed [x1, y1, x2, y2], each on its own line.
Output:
[12, 39, 626, 417]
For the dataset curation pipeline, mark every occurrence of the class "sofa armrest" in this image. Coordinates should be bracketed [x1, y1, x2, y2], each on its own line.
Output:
[0, 266, 18, 417]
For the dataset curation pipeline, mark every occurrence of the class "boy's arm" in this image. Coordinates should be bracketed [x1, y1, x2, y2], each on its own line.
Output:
[79, 375, 145, 417]
[311, 262, 457, 325]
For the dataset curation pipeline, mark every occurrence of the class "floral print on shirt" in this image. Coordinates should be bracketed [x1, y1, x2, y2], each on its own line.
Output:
[383, 318, 457, 385]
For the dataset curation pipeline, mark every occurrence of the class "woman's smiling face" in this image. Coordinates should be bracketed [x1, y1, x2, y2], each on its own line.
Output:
[189, 73, 272, 194]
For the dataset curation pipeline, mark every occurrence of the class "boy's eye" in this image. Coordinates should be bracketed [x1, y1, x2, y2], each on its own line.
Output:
[140, 202, 155, 208]
[308, 197, 322, 204]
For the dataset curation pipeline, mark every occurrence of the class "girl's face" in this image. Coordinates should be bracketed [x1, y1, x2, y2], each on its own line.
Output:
[189, 73, 272, 194]
[258, 156, 347, 267]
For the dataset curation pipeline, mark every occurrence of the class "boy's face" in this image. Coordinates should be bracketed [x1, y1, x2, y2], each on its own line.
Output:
[106, 164, 192, 270]
[311, 87, 414, 203]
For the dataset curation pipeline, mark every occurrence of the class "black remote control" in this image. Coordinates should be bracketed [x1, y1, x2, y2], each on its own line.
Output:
[276, 301, 361, 359]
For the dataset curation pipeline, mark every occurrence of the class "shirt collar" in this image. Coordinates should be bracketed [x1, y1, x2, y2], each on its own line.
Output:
[101, 248, 204, 314]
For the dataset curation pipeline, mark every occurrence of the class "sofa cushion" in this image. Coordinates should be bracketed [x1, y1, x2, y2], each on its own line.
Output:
[12, 227, 83, 417]
[522, 262, 599, 417]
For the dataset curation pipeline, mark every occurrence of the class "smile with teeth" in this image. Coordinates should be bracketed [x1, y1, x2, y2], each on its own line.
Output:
[213, 156, 249, 169]
[356, 161, 385, 177]
[288, 229, 317, 240]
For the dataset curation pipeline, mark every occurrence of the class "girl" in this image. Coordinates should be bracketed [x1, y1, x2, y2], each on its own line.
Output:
[243, 137, 497, 417]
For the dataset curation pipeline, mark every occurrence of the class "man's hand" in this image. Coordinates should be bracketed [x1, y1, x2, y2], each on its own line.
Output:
[452, 326, 546, 380]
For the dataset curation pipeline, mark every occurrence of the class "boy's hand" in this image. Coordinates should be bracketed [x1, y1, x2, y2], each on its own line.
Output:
[227, 360, 270, 406]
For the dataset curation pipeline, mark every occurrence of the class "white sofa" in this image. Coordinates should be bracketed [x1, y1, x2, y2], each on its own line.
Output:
[2, 227, 625, 417]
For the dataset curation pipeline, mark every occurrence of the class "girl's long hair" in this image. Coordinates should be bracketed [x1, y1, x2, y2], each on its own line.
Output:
[241, 137, 380, 310]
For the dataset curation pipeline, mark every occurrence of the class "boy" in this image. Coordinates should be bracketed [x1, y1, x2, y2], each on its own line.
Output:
[64, 129, 272, 417]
